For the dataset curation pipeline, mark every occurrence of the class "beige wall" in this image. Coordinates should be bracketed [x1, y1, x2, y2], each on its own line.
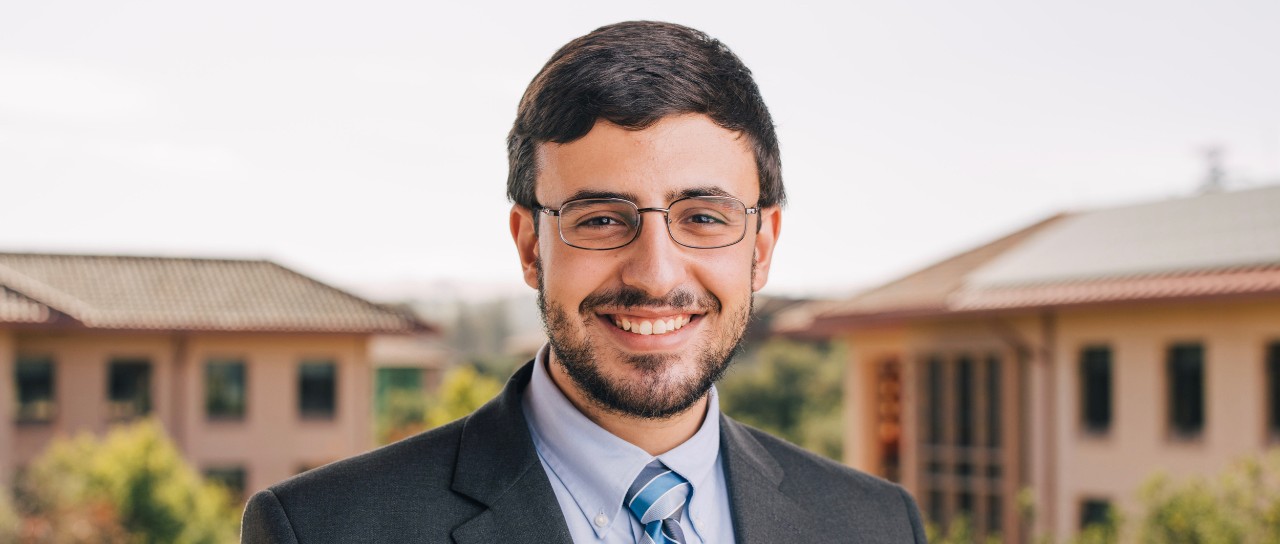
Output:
[179, 333, 371, 495]
[840, 297, 1280, 541]
[0, 330, 12, 487]
[1052, 299, 1280, 539]
[7, 330, 373, 498]
[841, 328, 907, 479]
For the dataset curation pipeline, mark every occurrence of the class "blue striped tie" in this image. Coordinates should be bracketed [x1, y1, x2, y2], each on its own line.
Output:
[624, 460, 691, 544]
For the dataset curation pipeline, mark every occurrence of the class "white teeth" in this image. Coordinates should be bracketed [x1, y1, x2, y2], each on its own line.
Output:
[611, 315, 694, 335]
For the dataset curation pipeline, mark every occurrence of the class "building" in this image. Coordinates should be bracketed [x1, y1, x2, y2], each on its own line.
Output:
[779, 185, 1280, 541]
[0, 252, 429, 498]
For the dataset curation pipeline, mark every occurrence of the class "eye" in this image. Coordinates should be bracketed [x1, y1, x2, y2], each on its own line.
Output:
[686, 213, 727, 225]
[574, 213, 632, 229]
[675, 207, 730, 226]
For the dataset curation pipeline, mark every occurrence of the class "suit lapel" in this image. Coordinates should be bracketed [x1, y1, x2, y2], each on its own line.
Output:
[450, 362, 573, 544]
[720, 415, 824, 543]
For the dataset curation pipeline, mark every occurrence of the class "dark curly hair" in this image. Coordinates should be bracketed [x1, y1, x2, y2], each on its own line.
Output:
[506, 21, 784, 210]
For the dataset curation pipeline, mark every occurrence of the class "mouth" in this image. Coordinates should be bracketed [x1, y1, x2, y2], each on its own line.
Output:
[602, 312, 699, 336]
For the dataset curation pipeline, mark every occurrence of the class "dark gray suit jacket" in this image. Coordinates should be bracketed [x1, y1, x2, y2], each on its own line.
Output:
[242, 361, 926, 543]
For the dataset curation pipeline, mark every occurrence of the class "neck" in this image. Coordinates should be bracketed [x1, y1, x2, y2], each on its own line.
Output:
[546, 355, 709, 456]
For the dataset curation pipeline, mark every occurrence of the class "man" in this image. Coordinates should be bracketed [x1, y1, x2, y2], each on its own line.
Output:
[242, 21, 925, 543]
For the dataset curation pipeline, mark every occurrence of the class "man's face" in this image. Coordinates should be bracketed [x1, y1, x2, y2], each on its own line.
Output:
[510, 114, 781, 419]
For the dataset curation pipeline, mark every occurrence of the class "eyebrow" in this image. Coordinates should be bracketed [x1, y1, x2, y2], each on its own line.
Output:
[557, 185, 739, 206]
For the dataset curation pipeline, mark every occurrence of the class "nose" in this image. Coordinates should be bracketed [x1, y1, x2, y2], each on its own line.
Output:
[618, 209, 686, 299]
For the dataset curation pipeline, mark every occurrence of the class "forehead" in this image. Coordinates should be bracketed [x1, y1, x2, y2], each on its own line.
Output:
[534, 114, 759, 206]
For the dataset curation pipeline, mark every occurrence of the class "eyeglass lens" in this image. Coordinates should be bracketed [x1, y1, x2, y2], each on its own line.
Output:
[557, 197, 748, 250]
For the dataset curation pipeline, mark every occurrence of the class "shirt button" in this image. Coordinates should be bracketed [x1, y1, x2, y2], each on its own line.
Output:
[594, 513, 608, 527]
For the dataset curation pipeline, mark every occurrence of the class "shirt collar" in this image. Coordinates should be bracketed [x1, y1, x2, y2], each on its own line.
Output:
[522, 344, 723, 539]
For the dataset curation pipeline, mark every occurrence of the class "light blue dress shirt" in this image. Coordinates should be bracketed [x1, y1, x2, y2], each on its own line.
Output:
[522, 345, 736, 543]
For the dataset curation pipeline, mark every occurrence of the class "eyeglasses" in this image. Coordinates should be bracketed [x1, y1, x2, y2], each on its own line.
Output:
[537, 196, 760, 250]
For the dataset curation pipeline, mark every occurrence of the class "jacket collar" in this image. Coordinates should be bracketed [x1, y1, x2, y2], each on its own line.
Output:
[720, 415, 824, 543]
[447, 360, 821, 543]
[450, 362, 574, 544]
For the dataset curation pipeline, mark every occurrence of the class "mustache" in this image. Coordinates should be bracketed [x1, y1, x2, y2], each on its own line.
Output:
[579, 286, 720, 314]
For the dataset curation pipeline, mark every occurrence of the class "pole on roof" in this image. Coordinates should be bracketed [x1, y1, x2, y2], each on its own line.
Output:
[1199, 145, 1226, 193]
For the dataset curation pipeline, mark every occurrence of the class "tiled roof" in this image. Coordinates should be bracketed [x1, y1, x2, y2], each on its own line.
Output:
[0, 253, 429, 334]
[969, 185, 1280, 287]
[0, 286, 56, 324]
[783, 185, 1280, 334]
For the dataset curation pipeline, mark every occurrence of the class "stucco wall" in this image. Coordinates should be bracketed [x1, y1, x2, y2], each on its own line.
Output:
[7, 330, 373, 498]
[180, 333, 371, 495]
[0, 330, 12, 487]
[1052, 299, 1280, 538]
[840, 297, 1280, 541]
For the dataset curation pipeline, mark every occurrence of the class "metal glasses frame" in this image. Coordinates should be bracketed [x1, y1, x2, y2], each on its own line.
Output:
[537, 195, 760, 250]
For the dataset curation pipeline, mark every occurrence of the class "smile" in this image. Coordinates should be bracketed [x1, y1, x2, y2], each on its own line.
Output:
[608, 314, 694, 336]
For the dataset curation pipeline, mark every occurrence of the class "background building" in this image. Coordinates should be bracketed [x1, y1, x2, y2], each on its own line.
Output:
[1, 253, 429, 498]
[781, 184, 1280, 541]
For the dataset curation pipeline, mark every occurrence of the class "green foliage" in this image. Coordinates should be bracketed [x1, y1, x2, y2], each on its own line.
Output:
[468, 353, 526, 382]
[1136, 452, 1280, 544]
[425, 366, 503, 428]
[1005, 453, 1280, 544]
[718, 339, 844, 459]
[926, 516, 1001, 544]
[374, 365, 505, 445]
[0, 490, 19, 542]
[375, 387, 430, 445]
[15, 419, 239, 544]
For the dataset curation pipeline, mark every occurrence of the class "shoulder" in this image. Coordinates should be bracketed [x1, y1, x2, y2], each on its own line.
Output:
[274, 417, 467, 499]
[242, 418, 480, 543]
[741, 421, 897, 492]
[241, 362, 543, 543]
[721, 417, 926, 542]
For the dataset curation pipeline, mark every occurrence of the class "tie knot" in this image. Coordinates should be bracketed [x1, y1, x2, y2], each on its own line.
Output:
[625, 460, 690, 525]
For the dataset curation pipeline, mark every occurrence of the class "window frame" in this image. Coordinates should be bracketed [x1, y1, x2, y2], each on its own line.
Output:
[108, 358, 153, 421]
[205, 358, 248, 421]
[15, 355, 56, 424]
[298, 359, 337, 420]
[1267, 341, 1280, 442]
[1079, 345, 1113, 436]
[1166, 342, 1206, 441]
[203, 465, 247, 502]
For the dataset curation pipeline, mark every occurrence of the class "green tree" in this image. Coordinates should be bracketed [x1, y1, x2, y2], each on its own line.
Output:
[376, 387, 430, 445]
[15, 419, 239, 544]
[926, 516, 1001, 544]
[1136, 451, 1280, 543]
[718, 339, 844, 459]
[0, 490, 19, 542]
[424, 366, 504, 428]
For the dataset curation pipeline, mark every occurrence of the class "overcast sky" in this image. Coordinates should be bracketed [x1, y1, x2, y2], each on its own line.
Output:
[3, 0, 1277, 299]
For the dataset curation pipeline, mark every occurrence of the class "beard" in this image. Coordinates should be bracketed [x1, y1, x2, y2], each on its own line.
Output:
[536, 259, 752, 420]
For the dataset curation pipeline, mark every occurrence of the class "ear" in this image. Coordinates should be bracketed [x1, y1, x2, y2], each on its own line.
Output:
[751, 206, 781, 292]
[510, 205, 540, 290]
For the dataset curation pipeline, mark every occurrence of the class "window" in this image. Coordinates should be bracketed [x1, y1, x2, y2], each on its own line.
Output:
[206, 359, 246, 420]
[956, 356, 975, 446]
[988, 494, 1003, 535]
[925, 357, 944, 444]
[1080, 498, 1112, 529]
[1269, 342, 1280, 438]
[918, 352, 1008, 539]
[1080, 346, 1112, 434]
[985, 356, 1001, 448]
[16, 356, 55, 423]
[299, 361, 336, 419]
[1167, 343, 1204, 438]
[203, 466, 246, 501]
[109, 359, 152, 420]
